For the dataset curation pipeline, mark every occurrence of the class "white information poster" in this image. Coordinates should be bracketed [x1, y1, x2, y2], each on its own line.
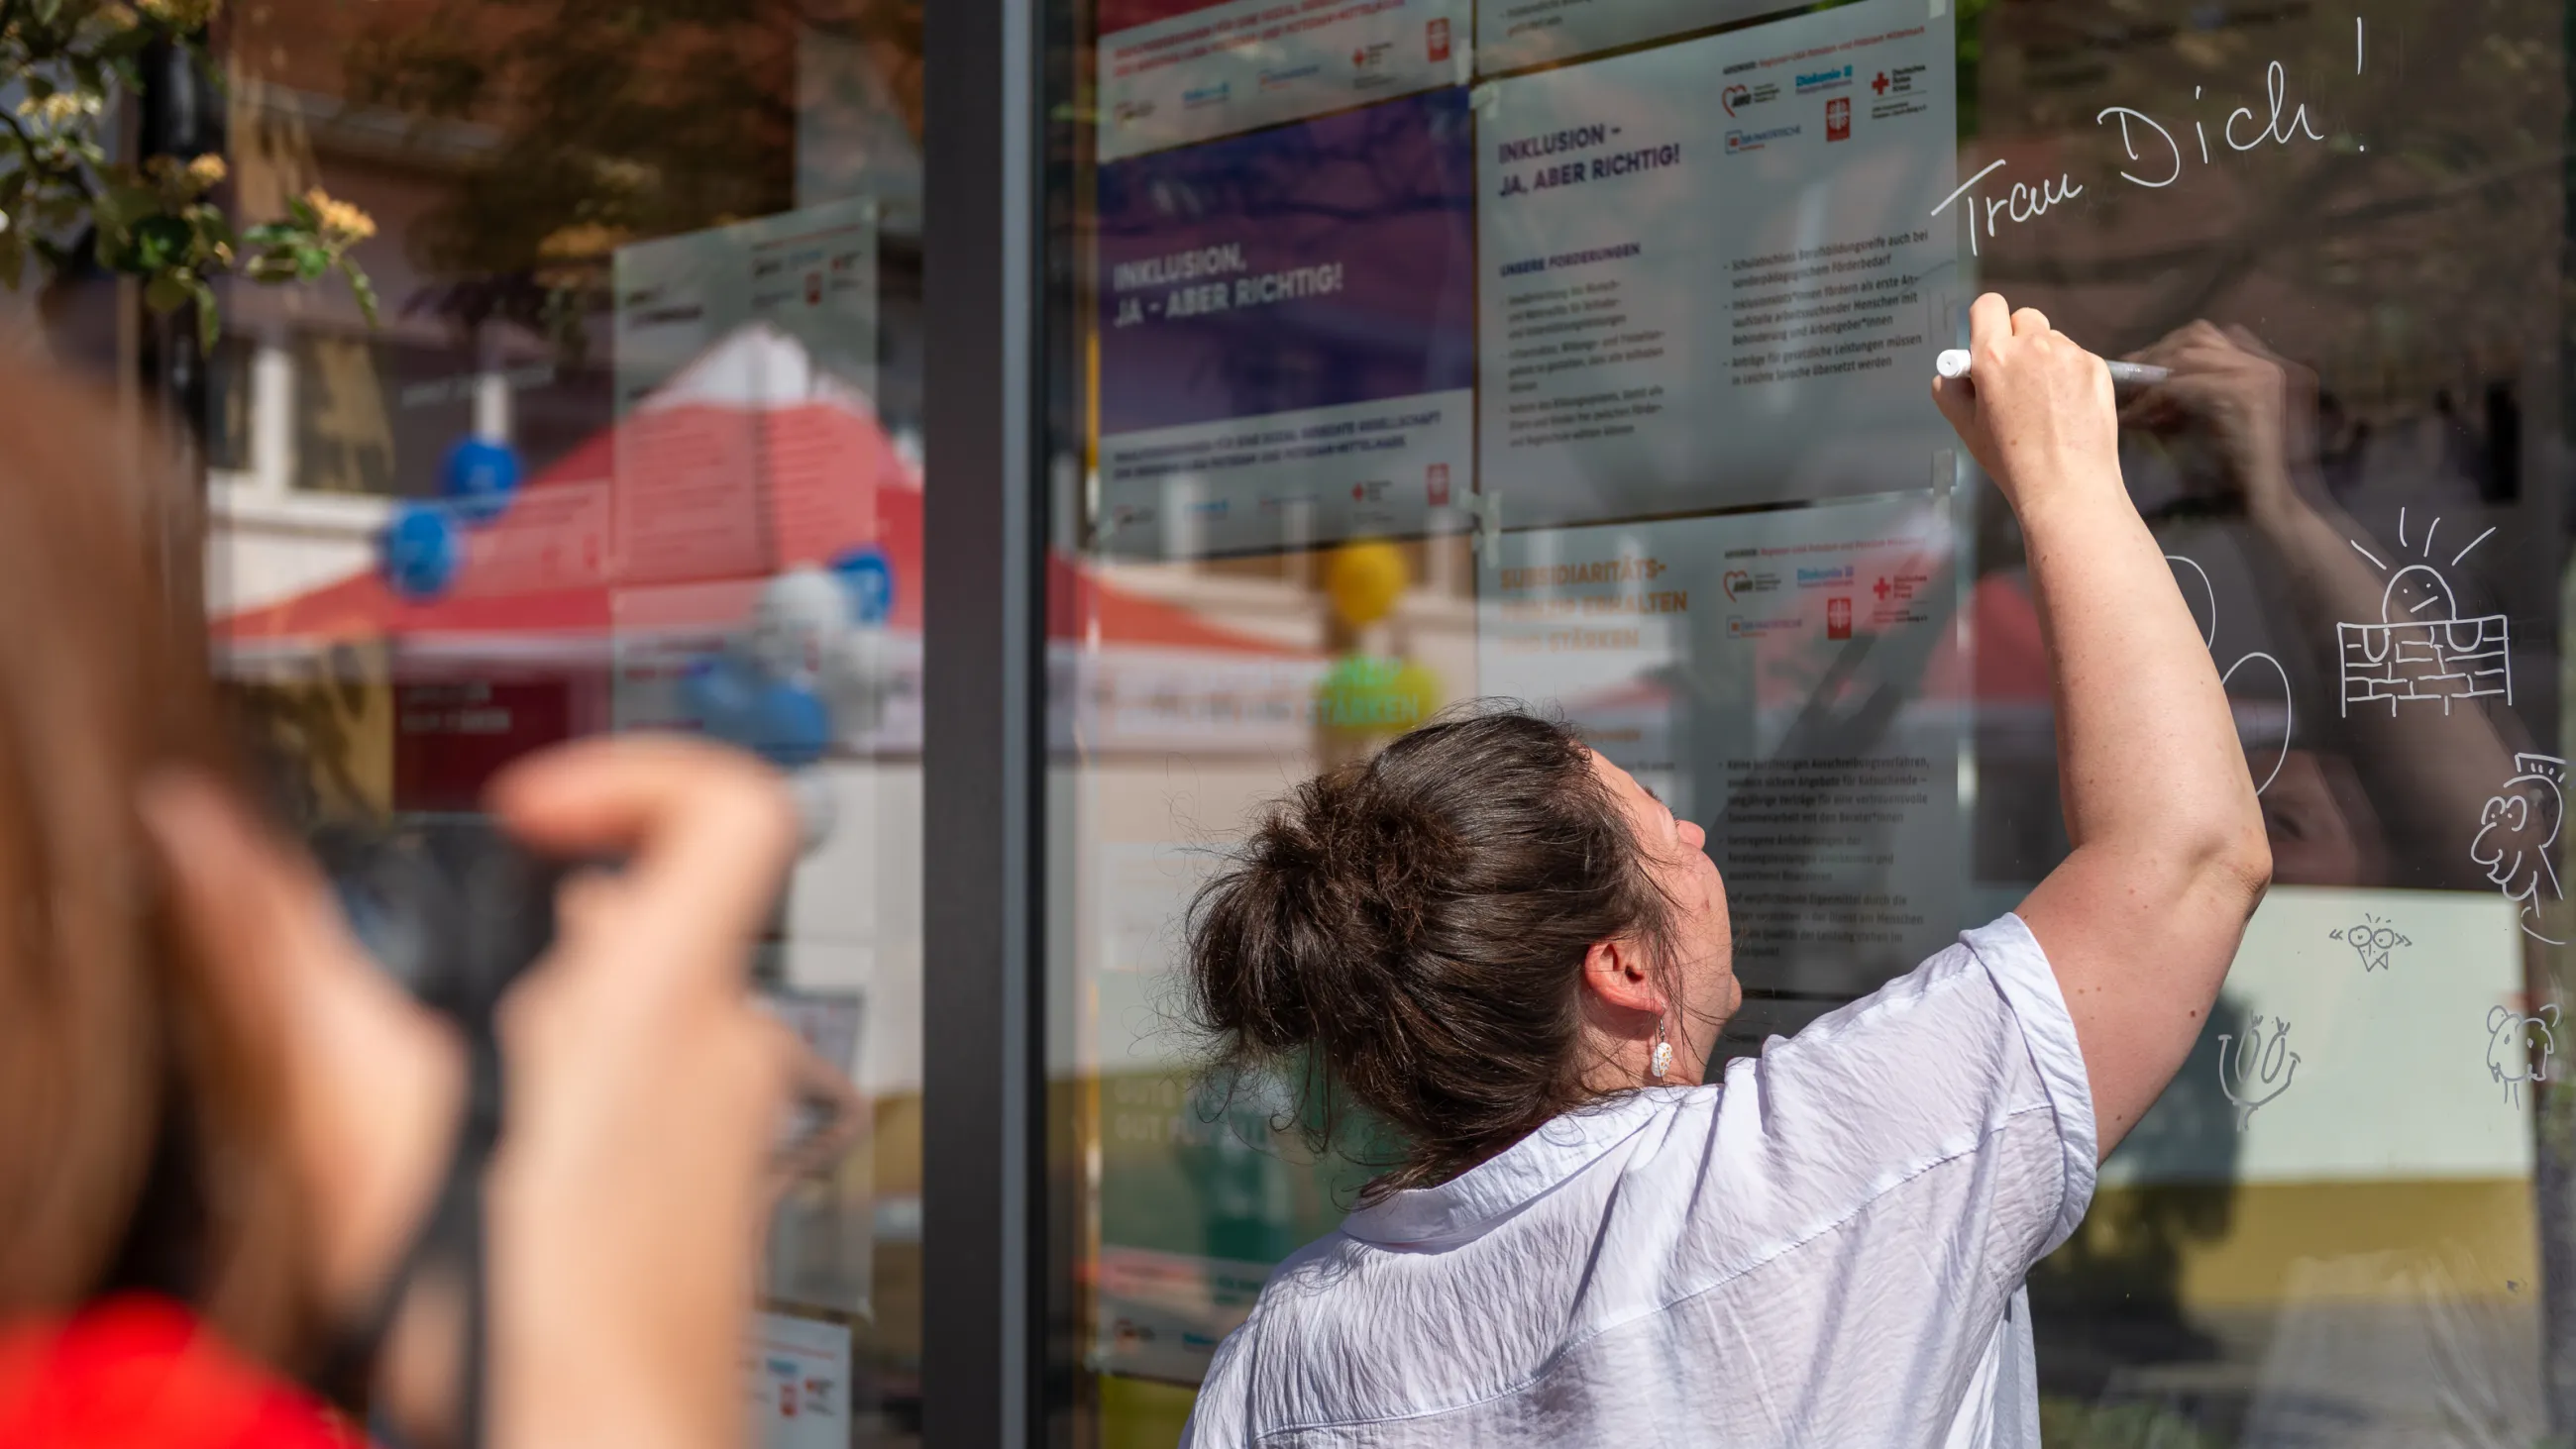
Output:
[1479, 491, 1962, 996]
[745, 1310, 853, 1449]
[609, 200, 880, 584]
[612, 197, 879, 415]
[1097, 0, 1469, 162]
[1476, 0, 1958, 528]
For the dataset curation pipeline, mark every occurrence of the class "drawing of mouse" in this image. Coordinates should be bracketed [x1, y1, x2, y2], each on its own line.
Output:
[2488, 1002, 2559, 1107]
[2473, 755, 2570, 945]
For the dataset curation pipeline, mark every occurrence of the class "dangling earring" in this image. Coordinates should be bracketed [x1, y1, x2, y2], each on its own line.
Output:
[1649, 1015, 1674, 1081]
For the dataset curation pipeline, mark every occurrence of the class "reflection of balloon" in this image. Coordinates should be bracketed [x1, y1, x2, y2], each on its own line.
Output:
[681, 653, 831, 769]
[377, 504, 463, 600]
[751, 568, 852, 686]
[440, 437, 522, 525]
[829, 546, 896, 627]
[1325, 541, 1408, 628]
[1314, 656, 1441, 736]
[681, 650, 761, 728]
[747, 680, 832, 768]
[787, 770, 839, 853]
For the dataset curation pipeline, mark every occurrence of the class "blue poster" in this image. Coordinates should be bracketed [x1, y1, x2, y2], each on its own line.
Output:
[1096, 86, 1475, 556]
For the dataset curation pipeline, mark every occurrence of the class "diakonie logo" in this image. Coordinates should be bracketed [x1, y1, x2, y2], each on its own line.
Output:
[1725, 125, 1800, 154]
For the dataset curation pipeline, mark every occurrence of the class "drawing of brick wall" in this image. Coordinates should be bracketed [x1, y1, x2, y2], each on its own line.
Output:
[2338, 615, 2513, 714]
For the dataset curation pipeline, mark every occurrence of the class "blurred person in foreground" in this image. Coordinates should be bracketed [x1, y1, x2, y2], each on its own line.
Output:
[1179, 294, 2275, 1446]
[0, 358, 800, 1446]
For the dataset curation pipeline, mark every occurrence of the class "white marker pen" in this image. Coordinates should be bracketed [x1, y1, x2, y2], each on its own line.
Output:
[1936, 348, 2171, 388]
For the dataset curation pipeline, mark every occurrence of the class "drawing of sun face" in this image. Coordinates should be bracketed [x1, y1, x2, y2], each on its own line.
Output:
[2339, 509, 2513, 718]
[2355, 507, 2490, 619]
[2380, 563, 2457, 622]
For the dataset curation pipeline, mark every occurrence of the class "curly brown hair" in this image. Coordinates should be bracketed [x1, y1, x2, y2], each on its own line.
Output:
[1185, 706, 1684, 1197]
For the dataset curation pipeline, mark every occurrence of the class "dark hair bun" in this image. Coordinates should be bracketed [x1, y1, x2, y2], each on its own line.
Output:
[1185, 705, 1675, 1193]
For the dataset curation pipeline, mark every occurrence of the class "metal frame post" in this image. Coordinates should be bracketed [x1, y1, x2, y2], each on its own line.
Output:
[921, 0, 1046, 1438]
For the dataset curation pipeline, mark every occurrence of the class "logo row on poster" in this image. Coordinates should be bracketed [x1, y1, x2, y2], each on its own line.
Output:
[1095, 0, 1920, 160]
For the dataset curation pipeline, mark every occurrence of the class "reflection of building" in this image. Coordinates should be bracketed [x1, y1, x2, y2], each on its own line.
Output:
[204, 0, 930, 618]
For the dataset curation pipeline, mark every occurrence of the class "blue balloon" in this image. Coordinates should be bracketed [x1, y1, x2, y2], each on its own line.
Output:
[441, 437, 522, 525]
[747, 679, 832, 768]
[683, 653, 831, 769]
[828, 545, 896, 626]
[378, 504, 463, 600]
[680, 654, 762, 736]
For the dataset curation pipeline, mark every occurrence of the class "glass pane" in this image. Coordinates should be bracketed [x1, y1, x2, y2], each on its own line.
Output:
[1044, 0, 2576, 1441]
[202, 3, 926, 1443]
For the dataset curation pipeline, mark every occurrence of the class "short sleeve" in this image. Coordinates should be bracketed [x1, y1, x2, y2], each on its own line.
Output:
[1958, 912, 2100, 1249]
[1713, 912, 2098, 1268]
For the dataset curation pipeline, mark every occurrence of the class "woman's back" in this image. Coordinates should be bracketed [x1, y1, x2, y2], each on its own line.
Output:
[1186, 919, 2092, 1448]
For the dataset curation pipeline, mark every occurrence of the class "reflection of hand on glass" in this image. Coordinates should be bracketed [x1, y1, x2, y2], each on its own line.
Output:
[766, 1035, 869, 1207]
[2122, 321, 2524, 891]
[2122, 321, 2309, 515]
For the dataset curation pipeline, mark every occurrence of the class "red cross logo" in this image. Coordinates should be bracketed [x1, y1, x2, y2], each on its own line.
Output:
[1873, 71, 1889, 95]
[1874, 576, 1892, 600]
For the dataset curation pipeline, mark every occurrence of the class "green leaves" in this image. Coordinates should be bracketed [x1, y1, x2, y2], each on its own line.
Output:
[0, 8, 380, 343]
[141, 266, 190, 312]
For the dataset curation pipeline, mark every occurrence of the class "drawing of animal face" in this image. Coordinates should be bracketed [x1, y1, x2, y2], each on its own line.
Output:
[2380, 564, 2458, 622]
[2489, 1003, 2560, 1088]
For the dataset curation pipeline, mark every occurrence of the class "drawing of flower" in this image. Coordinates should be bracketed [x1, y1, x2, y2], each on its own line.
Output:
[2217, 1014, 2301, 1130]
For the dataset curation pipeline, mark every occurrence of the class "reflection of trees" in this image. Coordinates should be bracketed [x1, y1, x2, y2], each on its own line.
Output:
[223, 647, 387, 829]
[2030, 998, 2245, 1416]
[1094, 102, 1470, 233]
[1979, 0, 2560, 369]
[340, 0, 920, 343]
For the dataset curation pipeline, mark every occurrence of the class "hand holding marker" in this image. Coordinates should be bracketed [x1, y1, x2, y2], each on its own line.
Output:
[1937, 348, 2170, 389]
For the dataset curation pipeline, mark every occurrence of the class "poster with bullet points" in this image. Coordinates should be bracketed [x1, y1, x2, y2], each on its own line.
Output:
[1475, 0, 1958, 529]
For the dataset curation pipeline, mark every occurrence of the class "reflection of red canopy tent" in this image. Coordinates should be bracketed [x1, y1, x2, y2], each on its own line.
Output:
[217, 325, 1301, 667]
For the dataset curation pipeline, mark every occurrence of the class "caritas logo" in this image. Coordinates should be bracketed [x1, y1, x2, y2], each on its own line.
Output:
[1825, 96, 1851, 142]
[1426, 462, 1450, 506]
[1427, 17, 1450, 61]
[1827, 596, 1853, 639]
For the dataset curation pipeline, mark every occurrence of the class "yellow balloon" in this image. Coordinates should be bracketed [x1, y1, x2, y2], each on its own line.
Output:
[1325, 540, 1408, 627]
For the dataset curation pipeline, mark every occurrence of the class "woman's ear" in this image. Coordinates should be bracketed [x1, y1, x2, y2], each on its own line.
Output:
[1580, 936, 1664, 1016]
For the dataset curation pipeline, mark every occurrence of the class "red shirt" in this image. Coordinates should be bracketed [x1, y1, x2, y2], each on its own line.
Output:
[0, 1298, 362, 1449]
